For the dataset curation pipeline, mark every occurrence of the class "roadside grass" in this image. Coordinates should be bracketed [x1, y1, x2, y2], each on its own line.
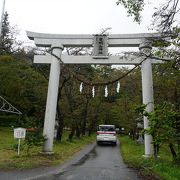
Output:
[119, 135, 180, 180]
[0, 127, 95, 169]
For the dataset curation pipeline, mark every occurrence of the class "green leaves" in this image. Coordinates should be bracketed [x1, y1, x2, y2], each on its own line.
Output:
[24, 129, 45, 154]
[0, 12, 14, 55]
[136, 102, 180, 160]
[0, 55, 47, 119]
[116, 0, 145, 23]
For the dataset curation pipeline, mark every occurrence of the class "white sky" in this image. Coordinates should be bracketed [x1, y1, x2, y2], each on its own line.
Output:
[1, 0, 161, 39]
[1, 0, 179, 54]
[1, 0, 179, 68]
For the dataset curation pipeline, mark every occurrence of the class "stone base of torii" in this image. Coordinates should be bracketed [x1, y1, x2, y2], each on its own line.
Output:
[27, 31, 164, 157]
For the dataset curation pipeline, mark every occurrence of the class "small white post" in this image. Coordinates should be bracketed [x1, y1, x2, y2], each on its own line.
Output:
[140, 41, 154, 157]
[42, 43, 63, 153]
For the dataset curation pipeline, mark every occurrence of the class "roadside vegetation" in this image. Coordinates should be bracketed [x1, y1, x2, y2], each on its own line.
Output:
[0, 127, 95, 169]
[120, 136, 180, 180]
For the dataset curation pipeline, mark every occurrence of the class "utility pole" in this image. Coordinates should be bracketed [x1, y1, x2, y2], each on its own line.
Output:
[0, 0, 6, 37]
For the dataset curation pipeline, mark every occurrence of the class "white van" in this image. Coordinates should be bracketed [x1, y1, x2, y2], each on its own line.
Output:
[96, 125, 117, 145]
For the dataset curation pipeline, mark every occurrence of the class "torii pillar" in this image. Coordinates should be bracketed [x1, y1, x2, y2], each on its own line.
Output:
[139, 41, 154, 157]
[42, 43, 63, 153]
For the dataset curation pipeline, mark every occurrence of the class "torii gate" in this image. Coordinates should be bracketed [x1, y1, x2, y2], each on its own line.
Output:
[27, 31, 163, 157]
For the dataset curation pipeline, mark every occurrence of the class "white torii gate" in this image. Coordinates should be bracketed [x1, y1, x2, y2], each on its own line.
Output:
[27, 31, 163, 157]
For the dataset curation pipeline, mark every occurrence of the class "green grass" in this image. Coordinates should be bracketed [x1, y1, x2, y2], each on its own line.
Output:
[0, 127, 95, 169]
[119, 135, 180, 180]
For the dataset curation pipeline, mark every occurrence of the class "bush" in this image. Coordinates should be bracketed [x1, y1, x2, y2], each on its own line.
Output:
[0, 55, 14, 62]
[24, 129, 45, 154]
[0, 115, 19, 127]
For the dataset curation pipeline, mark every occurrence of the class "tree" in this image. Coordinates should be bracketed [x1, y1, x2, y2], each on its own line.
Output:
[136, 103, 180, 162]
[116, 0, 144, 22]
[0, 55, 48, 126]
[54, 47, 95, 140]
[0, 12, 14, 55]
[116, 0, 180, 29]
[0, 11, 26, 58]
[117, 0, 180, 154]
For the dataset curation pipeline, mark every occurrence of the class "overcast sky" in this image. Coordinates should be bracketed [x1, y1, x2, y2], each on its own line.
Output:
[1, 0, 163, 39]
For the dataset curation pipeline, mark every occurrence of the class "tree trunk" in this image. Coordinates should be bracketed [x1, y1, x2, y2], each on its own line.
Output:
[56, 112, 64, 141]
[153, 143, 159, 159]
[169, 143, 177, 160]
[76, 125, 81, 138]
[174, 82, 180, 161]
[88, 114, 98, 136]
[88, 101, 102, 136]
[69, 126, 75, 140]
[64, 80, 76, 141]
[55, 75, 70, 141]
[81, 98, 89, 136]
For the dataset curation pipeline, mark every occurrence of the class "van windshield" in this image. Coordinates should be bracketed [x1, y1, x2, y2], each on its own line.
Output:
[98, 126, 115, 132]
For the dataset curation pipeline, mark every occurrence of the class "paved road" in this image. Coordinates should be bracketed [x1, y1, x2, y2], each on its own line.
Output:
[38, 141, 142, 180]
[0, 142, 142, 180]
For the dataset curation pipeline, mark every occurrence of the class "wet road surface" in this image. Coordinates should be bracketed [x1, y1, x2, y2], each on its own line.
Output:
[42, 141, 142, 180]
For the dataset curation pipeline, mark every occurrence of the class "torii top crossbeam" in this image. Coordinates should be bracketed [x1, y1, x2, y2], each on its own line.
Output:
[27, 31, 163, 48]
[27, 31, 164, 65]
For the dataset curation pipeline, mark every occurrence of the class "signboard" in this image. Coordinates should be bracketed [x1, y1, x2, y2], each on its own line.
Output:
[14, 128, 26, 139]
[14, 128, 26, 155]
[93, 34, 108, 58]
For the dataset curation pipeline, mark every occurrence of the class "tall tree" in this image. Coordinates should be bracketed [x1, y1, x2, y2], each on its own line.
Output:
[0, 55, 47, 126]
[0, 12, 14, 55]
[117, 0, 180, 161]
[116, 0, 180, 28]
